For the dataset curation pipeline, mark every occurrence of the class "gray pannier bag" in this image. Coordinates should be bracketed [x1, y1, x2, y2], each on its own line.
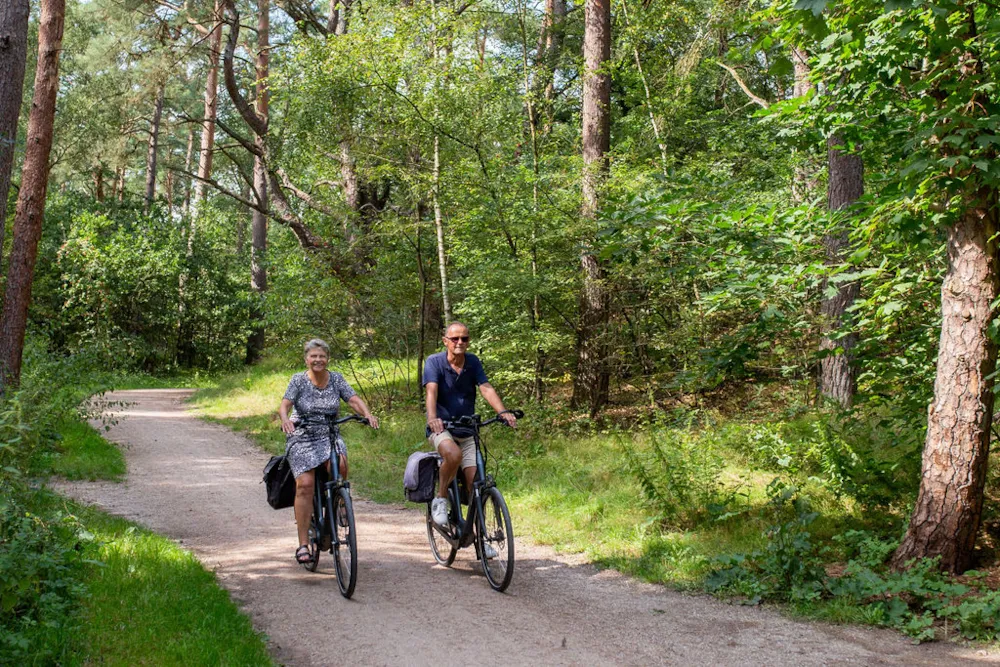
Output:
[403, 451, 441, 503]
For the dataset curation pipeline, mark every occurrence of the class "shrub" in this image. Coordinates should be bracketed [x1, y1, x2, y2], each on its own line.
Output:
[621, 428, 744, 529]
[0, 493, 88, 663]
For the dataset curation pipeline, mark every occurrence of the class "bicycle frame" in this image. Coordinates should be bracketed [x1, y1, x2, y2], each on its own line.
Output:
[313, 414, 361, 543]
[428, 415, 509, 555]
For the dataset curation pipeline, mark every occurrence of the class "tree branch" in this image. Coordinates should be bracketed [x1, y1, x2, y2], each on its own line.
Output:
[222, 0, 268, 137]
[716, 62, 770, 109]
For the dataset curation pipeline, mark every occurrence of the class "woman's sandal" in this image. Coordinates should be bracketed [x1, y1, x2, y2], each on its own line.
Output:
[295, 545, 313, 565]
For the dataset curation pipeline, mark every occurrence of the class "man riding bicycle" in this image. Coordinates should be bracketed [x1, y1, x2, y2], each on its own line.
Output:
[424, 322, 516, 542]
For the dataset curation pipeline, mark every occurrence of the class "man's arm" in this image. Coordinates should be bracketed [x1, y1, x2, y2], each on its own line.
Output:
[479, 383, 516, 427]
[425, 382, 444, 433]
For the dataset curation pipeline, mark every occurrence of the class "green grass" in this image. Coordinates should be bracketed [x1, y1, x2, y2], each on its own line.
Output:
[63, 499, 273, 666]
[49, 418, 126, 481]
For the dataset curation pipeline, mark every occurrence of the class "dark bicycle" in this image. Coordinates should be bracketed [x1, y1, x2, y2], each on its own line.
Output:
[301, 413, 366, 598]
[425, 409, 523, 592]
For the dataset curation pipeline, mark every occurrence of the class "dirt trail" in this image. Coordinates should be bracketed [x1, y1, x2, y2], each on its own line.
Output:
[55, 390, 994, 666]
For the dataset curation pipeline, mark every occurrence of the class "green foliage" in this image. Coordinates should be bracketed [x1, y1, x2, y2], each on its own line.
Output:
[706, 480, 828, 603]
[0, 493, 86, 664]
[620, 427, 744, 529]
[33, 197, 254, 372]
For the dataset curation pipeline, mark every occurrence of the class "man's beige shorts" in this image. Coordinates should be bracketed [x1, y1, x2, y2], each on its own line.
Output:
[429, 430, 477, 469]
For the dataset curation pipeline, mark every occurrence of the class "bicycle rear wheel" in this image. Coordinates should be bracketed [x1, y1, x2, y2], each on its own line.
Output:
[426, 502, 457, 566]
[330, 487, 358, 598]
[478, 487, 514, 592]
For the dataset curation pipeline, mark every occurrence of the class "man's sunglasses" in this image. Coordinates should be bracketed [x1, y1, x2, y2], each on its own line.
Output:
[445, 336, 470, 343]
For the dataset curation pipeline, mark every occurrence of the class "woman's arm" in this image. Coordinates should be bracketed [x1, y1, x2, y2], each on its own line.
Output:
[279, 398, 296, 434]
[346, 395, 379, 429]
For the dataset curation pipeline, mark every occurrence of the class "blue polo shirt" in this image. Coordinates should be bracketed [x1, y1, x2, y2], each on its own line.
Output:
[423, 352, 489, 437]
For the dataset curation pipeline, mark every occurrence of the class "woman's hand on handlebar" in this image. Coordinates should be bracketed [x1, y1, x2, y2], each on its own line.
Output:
[280, 418, 296, 435]
[365, 414, 380, 429]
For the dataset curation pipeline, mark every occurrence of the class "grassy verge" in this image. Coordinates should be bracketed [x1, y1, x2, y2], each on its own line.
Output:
[63, 498, 273, 666]
[49, 418, 126, 481]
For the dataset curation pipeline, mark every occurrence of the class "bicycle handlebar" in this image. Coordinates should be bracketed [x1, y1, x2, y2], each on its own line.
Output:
[330, 414, 370, 426]
[440, 409, 524, 431]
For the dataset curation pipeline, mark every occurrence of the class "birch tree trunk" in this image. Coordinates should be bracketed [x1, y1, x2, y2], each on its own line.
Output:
[246, 0, 269, 364]
[790, 47, 818, 205]
[0, 0, 30, 255]
[571, 0, 611, 415]
[0, 0, 65, 389]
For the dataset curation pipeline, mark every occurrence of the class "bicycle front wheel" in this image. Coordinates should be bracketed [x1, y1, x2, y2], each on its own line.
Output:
[478, 487, 514, 592]
[330, 487, 358, 598]
[304, 507, 321, 572]
[426, 502, 457, 566]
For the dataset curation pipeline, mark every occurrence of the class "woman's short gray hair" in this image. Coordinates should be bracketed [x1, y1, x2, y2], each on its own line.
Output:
[303, 338, 330, 356]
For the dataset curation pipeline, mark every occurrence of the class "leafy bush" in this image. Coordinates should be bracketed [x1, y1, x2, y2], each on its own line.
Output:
[0, 493, 88, 663]
[620, 428, 744, 529]
[0, 336, 113, 661]
[706, 480, 828, 603]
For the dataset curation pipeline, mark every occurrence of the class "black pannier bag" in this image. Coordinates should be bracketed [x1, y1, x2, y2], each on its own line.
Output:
[263, 455, 296, 509]
[403, 451, 440, 503]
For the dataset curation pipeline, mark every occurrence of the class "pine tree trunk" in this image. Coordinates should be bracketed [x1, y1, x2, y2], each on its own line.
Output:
[144, 83, 165, 211]
[0, 0, 65, 389]
[192, 0, 222, 209]
[93, 165, 104, 201]
[0, 0, 30, 253]
[819, 133, 863, 407]
[891, 189, 999, 573]
[246, 0, 269, 364]
[572, 0, 611, 415]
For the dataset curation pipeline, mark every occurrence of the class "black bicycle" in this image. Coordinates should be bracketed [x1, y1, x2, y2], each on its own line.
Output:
[302, 413, 367, 598]
[425, 410, 523, 592]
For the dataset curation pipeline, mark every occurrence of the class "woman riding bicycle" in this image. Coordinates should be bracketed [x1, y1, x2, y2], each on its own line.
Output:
[279, 338, 378, 565]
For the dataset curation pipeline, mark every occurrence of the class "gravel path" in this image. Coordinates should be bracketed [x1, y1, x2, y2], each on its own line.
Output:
[55, 389, 994, 666]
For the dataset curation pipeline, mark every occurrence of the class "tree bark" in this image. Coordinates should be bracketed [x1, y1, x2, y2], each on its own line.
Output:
[246, 0, 269, 364]
[572, 0, 611, 415]
[534, 0, 566, 134]
[819, 133, 863, 407]
[93, 164, 104, 202]
[144, 83, 165, 211]
[0, 0, 65, 389]
[183, 123, 195, 213]
[891, 189, 999, 574]
[432, 134, 452, 323]
[790, 47, 818, 204]
[193, 0, 223, 209]
[0, 0, 30, 254]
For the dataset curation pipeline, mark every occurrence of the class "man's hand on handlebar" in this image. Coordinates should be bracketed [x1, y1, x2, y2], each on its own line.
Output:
[499, 410, 517, 428]
[427, 417, 444, 434]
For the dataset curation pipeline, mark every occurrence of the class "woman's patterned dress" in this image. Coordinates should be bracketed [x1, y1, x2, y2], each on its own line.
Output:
[283, 371, 357, 477]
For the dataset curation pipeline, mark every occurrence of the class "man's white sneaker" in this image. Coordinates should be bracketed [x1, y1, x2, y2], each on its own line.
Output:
[482, 542, 498, 559]
[431, 497, 450, 526]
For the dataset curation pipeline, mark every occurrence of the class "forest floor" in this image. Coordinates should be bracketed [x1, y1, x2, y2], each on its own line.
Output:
[54, 389, 994, 666]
